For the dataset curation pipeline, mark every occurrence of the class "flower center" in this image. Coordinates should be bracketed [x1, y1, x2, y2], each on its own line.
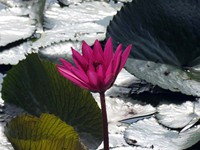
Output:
[93, 61, 101, 71]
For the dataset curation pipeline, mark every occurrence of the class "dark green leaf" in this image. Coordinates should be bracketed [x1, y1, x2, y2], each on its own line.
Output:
[107, 0, 200, 96]
[2, 54, 102, 145]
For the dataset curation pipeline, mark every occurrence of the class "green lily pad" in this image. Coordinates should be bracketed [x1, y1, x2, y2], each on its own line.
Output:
[107, 0, 200, 96]
[1, 53, 102, 147]
[5, 113, 87, 150]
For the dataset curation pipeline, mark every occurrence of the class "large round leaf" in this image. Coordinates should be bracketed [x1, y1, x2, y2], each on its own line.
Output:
[107, 0, 200, 96]
[1, 54, 102, 145]
[5, 113, 87, 150]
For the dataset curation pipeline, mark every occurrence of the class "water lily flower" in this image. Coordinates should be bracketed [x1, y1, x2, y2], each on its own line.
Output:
[56, 37, 132, 93]
[56, 37, 132, 150]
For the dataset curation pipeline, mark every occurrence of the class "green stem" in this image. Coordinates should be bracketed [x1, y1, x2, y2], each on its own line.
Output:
[100, 92, 109, 150]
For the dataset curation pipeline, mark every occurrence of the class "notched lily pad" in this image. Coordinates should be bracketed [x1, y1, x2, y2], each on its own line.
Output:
[39, 40, 82, 63]
[0, 42, 34, 65]
[107, 0, 200, 96]
[34, 1, 117, 48]
[5, 113, 87, 150]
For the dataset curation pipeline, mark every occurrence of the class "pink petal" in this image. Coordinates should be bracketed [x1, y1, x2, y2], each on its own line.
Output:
[113, 44, 123, 75]
[96, 65, 105, 91]
[96, 65, 105, 84]
[93, 40, 104, 63]
[104, 73, 115, 90]
[104, 37, 114, 68]
[56, 64, 90, 90]
[70, 67, 90, 85]
[60, 58, 73, 69]
[105, 59, 113, 76]
[88, 63, 95, 72]
[72, 48, 88, 71]
[82, 41, 94, 61]
[120, 45, 132, 71]
[87, 70, 99, 89]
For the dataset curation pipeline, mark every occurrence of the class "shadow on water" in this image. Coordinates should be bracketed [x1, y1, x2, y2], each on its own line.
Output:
[129, 81, 197, 107]
[0, 65, 12, 74]
[131, 90, 197, 107]
[0, 38, 28, 52]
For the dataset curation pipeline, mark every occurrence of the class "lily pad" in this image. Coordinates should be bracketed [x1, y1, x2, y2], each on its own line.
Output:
[39, 40, 82, 63]
[1, 53, 102, 147]
[125, 59, 200, 96]
[44, 2, 117, 29]
[106, 0, 200, 96]
[124, 117, 200, 150]
[0, 42, 33, 65]
[0, 1, 120, 65]
[33, 1, 117, 48]
[0, 7, 35, 47]
[156, 100, 200, 129]
[0, 0, 35, 7]
[5, 113, 87, 150]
